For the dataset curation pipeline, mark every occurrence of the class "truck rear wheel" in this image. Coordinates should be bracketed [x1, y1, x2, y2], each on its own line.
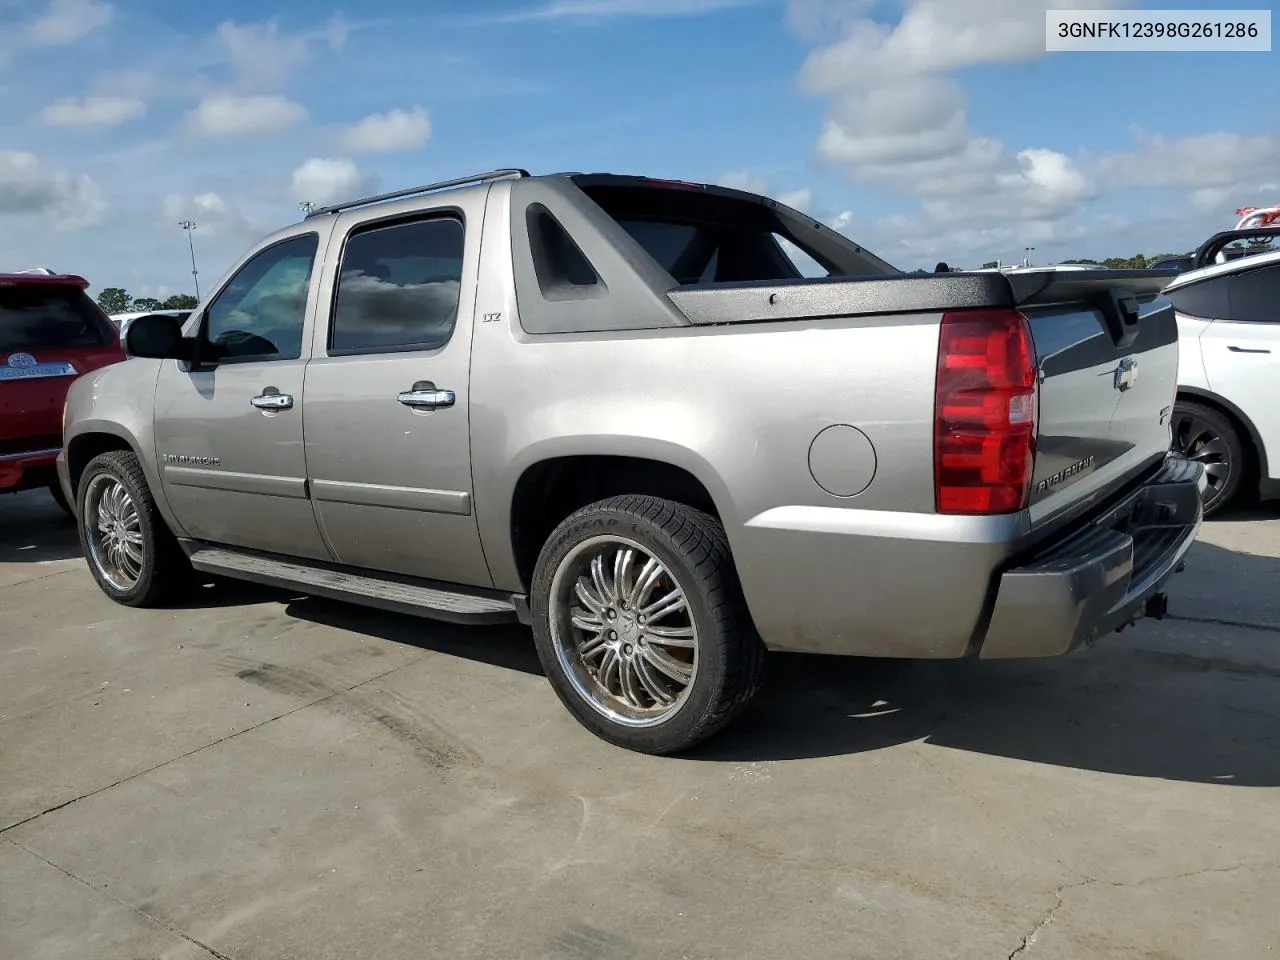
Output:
[77, 450, 191, 607]
[529, 494, 764, 755]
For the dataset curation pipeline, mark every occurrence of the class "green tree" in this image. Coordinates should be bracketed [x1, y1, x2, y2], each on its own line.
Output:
[161, 294, 199, 309]
[96, 287, 131, 314]
[132, 297, 163, 311]
[981, 260, 1000, 269]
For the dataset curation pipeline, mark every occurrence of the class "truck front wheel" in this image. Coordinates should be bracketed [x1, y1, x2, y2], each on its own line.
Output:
[77, 450, 191, 607]
[530, 494, 764, 755]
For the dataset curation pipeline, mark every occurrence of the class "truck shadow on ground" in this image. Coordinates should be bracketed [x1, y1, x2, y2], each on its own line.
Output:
[693, 538, 1280, 783]
[0, 490, 80, 564]
[280, 540, 1280, 788]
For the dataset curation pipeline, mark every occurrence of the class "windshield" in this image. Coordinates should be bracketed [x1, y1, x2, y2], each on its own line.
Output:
[0, 285, 112, 354]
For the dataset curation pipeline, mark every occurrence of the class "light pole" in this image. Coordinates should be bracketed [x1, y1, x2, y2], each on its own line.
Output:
[298, 201, 315, 216]
[1024, 246, 1036, 268]
[179, 220, 200, 301]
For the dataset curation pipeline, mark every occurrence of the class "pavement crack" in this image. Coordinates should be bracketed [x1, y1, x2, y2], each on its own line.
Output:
[1103, 860, 1274, 889]
[1006, 878, 1093, 959]
[1005, 860, 1277, 958]
[5, 836, 236, 960]
[0, 657, 428, 836]
[1166, 612, 1280, 636]
[0, 566, 80, 590]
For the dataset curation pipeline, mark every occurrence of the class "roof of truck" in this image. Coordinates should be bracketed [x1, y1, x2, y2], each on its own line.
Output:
[300, 168, 810, 222]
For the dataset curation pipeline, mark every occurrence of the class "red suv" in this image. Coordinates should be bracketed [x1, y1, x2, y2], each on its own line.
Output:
[1, 271, 124, 513]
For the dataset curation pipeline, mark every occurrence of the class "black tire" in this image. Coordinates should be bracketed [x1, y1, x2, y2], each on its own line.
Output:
[76, 450, 191, 606]
[48, 480, 74, 518]
[530, 494, 765, 755]
[1172, 400, 1246, 516]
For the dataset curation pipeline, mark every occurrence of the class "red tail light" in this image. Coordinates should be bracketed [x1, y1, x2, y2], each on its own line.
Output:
[934, 308, 1038, 515]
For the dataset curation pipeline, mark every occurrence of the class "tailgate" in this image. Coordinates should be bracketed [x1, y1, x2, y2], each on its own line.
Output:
[1011, 270, 1179, 530]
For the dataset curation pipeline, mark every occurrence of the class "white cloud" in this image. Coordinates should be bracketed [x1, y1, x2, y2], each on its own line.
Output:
[185, 94, 308, 138]
[342, 107, 432, 154]
[502, 0, 752, 20]
[1097, 130, 1280, 191]
[217, 19, 310, 91]
[324, 14, 351, 52]
[161, 191, 257, 241]
[42, 95, 145, 128]
[0, 150, 105, 230]
[94, 70, 157, 99]
[717, 171, 812, 212]
[717, 171, 768, 195]
[799, 0, 1132, 92]
[290, 158, 373, 206]
[790, 0, 1128, 263]
[777, 188, 813, 212]
[24, 0, 113, 46]
[786, 0, 875, 44]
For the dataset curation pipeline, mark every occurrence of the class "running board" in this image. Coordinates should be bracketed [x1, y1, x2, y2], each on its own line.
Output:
[185, 545, 521, 626]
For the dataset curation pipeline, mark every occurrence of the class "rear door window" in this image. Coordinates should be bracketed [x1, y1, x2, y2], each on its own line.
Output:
[329, 216, 466, 354]
[0, 286, 111, 353]
[1226, 264, 1280, 324]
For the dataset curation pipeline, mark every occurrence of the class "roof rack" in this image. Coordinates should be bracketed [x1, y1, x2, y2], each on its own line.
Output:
[304, 168, 531, 219]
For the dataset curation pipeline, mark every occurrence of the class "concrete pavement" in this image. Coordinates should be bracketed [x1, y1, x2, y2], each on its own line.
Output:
[2, 488, 1278, 959]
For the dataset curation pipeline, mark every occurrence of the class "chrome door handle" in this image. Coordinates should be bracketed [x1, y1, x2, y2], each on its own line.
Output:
[250, 388, 294, 410]
[397, 381, 455, 410]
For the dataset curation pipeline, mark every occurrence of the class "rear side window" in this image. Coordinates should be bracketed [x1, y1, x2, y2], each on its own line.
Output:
[526, 204, 602, 299]
[330, 217, 465, 354]
[1167, 277, 1229, 319]
[0, 286, 110, 353]
[1226, 263, 1280, 323]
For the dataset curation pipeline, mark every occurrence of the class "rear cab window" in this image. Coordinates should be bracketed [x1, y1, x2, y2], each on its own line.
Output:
[573, 177, 897, 286]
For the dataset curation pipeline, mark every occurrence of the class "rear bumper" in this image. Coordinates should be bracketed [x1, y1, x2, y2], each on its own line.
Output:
[978, 454, 1204, 658]
[0, 446, 60, 492]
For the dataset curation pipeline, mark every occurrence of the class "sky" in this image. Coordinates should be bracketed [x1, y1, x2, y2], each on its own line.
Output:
[0, 0, 1277, 297]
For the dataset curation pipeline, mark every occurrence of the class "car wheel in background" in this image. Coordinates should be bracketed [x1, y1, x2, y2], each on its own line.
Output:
[530, 494, 765, 755]
[1172, 400, 1246, 516]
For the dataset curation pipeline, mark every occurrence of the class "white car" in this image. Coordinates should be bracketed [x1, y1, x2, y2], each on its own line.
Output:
[1165, 246, 1280, 515]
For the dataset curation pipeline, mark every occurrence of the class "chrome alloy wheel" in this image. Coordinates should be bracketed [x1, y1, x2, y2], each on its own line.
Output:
[84, 473, 144, 591]
[549, 535, 699, 727]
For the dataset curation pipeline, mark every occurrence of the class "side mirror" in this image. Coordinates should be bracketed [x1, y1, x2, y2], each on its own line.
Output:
[124, 314, 190, 360]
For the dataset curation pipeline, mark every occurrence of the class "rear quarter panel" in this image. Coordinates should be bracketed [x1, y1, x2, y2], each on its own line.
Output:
[469, 205, 1013, 656]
